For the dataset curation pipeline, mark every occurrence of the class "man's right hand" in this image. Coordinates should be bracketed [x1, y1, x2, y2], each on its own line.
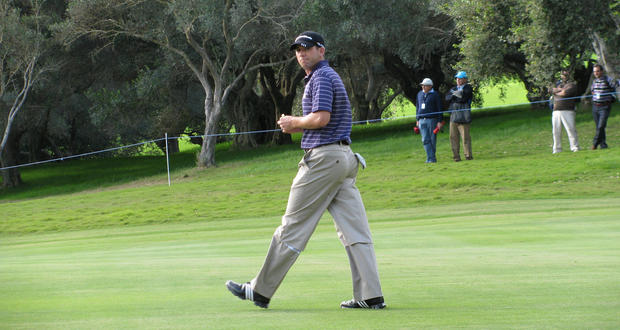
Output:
[277, 115, 302, 134]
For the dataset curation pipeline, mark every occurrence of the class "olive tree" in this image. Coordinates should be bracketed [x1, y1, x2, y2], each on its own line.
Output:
[1, 0, 57, 188]
[305, 0, 458, 110]
[447, 0, 619, 100]
[61, 0, 305, 167]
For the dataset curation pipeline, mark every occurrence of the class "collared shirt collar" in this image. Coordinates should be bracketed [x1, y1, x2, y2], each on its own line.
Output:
[304, 60, 329, 82]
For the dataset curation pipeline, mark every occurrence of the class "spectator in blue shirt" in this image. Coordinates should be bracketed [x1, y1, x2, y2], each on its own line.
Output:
[416, 78, 443, 163]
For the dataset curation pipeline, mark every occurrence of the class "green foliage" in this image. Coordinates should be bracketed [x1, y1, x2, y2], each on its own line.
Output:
[3, 0, 619, 180]
[447, 0, 527, 84]
[517, 0, 595, 86]
[1, 0, 63, 187]
[0, 0, 58, 107]
[448, 0, 619, 94]
[478, 79, 529, 107]
[85, 86, 152, 146]
[302, 0, 454, 69]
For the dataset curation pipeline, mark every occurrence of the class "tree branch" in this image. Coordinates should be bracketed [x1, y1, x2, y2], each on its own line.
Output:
[1, 57, 37, 154]
[222, 56, 295, 106]
[378, 88, 402, 113]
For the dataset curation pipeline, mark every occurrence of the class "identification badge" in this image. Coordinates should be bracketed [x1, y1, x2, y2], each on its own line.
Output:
[421, 103, 426, 109]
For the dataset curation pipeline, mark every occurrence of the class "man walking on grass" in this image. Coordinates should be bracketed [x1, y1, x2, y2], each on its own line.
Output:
[225, 31, 385, 310]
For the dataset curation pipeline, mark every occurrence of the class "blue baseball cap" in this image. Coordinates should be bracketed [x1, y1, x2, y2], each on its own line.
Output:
[455, 71, 468, 79]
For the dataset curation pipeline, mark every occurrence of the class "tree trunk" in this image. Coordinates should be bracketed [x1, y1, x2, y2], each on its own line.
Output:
[345, 58, 371, 122]
[197, 86, 221, 168]
[368, 99, 382, 120]
[198, 118, 218, 167]
[1, 131, 22, 188]
[231, 100, 259, 149]
[259, 62, 303, 145]
[0, 165, 22, 188]
[229, 70, 261, 149]
[355, 99, 371, 122]
[156, 138, 179, 155]
[383, 52, 446, 104]
[591, 32, 620, 79]
[270, 104, 293, 145]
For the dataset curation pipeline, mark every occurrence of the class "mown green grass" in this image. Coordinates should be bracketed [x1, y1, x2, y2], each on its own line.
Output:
[1, 101, 620, 329]
[1, 199, 619, 328]
[384, 78, 530, 119]
[478, 79, 530, 107]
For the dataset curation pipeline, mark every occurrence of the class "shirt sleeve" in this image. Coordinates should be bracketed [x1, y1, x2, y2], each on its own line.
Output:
[415, 92, 421, 118]
[564, 83, 578, 97]
[311, 74, 334, 113]
[445, 88, 453, 102]
[435, 92, 443, 114]
[462, 84, 473, 104]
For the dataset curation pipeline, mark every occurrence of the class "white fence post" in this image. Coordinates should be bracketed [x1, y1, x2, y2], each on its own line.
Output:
[165, 133, 171, 187]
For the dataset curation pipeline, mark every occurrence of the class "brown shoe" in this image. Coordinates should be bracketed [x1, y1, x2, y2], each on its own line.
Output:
[591, 145, 597, 150]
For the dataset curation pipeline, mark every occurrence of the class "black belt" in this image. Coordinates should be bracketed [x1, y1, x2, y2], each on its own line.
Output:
[593, 101, 610, 106]
[304, 140, 349, 152]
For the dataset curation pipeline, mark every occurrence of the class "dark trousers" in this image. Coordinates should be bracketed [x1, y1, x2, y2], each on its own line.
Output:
[592, 104, 611, 148]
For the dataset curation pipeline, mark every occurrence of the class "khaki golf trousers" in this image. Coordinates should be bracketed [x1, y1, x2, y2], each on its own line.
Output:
[251, 143, 383, 301]
[450, 122, 472, 160]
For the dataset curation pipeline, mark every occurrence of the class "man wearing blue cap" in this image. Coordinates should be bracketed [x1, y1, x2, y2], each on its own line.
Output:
[225, 31, 385, 310]
[446, 71, 473, 161]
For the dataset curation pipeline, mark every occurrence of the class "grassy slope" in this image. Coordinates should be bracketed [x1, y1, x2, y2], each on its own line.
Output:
[1, 104, 619, 234]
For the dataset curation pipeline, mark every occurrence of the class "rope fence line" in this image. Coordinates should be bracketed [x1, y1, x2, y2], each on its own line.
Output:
[372, 91, 619, 124]
[1, 91, 617, 172]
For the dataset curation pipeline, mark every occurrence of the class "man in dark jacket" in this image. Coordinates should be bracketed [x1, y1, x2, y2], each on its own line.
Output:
[445, 71, 473, 161]
[416, 78, 443, 163]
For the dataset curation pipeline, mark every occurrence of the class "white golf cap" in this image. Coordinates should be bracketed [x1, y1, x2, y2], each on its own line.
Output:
[420, 78, 433, 86]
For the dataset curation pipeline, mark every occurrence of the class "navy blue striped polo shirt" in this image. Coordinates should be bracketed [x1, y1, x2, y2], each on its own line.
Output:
[301, 60, 352, 149]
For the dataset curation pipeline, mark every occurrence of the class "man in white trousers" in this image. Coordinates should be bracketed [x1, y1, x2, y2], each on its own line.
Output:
[550, 70, 580, 153]
[225, 31, 385, 310]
